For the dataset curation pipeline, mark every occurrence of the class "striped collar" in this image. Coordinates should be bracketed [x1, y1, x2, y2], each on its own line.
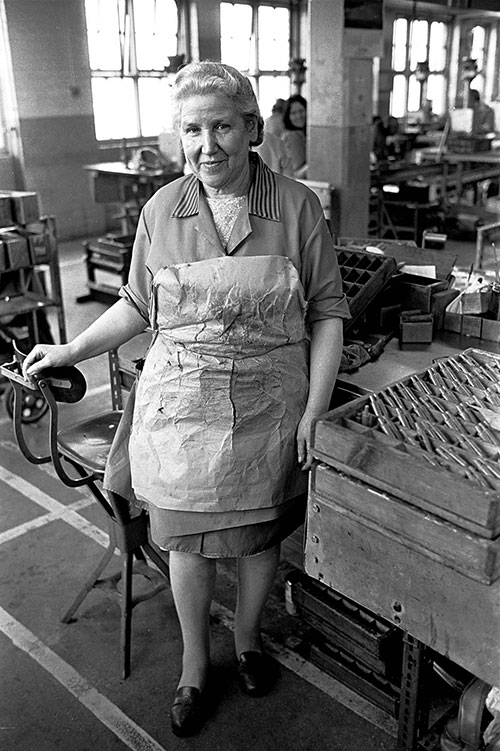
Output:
[172, 152, 280, 221]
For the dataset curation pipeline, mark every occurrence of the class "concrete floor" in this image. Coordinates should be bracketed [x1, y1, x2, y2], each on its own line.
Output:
[0, 233, 483, 751]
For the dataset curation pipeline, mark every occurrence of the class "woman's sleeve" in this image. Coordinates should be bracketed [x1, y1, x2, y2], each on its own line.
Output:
[300, 201, 350, 325]
[118, 211, 153, 323]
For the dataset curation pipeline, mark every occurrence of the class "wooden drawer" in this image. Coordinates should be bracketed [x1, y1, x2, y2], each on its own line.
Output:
[304, 497, 500, 686]
[311, 465, 500, 584]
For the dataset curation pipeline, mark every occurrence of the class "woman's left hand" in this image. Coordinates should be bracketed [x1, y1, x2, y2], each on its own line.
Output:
[296, 410, 317, 471]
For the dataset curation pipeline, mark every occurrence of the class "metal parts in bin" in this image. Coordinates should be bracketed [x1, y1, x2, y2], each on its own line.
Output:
[310, 348, 500, 584]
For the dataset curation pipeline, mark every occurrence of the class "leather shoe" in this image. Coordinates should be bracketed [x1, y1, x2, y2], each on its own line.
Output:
[237, 651, 279, 697]
[170, 686, 202, 737]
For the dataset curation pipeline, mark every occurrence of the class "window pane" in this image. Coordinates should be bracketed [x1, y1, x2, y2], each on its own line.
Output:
[138, 78, 174, 136]
[428, 22, 447, 71]
[85, 0, 123, 70]
[470, 75, 485, 97]
[220, 2, 252, 71]
[391, 74, 407, 118]
[258, 75, 290, 119]
[258, 7, 290, 71]
[134, 0, 178, 71]
[407, 74, 421, 111]
[409, 20, 428, 70]
[91, 78, 138, 140]
[427, 74, 446, 116]
[392, 18, 408, 72]
[471, 25, 485, 70]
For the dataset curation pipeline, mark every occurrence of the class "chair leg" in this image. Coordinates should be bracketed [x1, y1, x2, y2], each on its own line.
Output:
[133, 547, 147, 563]
[143, 542, 170, 580]
[61, 541, 115, 624]
[120, 551, 134, 680]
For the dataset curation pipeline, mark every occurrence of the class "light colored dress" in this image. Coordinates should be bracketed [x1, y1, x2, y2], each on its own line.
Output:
[281, 129, 306, 174]
[103, 154, 350, 556]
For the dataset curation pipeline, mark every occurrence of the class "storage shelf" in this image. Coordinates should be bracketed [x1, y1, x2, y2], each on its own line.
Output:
[0, 292, 58, 318]
[0, 212, 66, 345]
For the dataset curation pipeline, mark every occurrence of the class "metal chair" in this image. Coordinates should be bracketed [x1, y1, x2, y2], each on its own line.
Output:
[0, 346, 169, 679]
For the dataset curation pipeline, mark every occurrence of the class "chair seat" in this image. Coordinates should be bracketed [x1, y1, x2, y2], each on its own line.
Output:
[57, 410, 122, 475]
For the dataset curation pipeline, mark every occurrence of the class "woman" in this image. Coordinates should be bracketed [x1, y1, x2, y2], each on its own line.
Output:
[281, 94, 308, 178]
[22, 62, 349, 736]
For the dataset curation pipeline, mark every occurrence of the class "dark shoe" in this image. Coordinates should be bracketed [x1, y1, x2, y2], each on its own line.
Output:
[170, 686, 202, 737]
[237, 651, 279, 697]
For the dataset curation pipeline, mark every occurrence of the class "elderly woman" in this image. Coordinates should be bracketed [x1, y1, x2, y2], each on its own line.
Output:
[22, 62, 349, 736]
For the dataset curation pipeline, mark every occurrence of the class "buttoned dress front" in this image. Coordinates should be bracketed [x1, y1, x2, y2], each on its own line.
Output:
[104, 154, 350, 556]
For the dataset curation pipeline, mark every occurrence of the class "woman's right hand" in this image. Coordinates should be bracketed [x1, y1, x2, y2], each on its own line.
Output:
[22, 342, 77, 380]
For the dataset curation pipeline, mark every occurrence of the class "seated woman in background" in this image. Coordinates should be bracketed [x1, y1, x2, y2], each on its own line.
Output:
[281, 94, 307, 179]
[253, 130, 294, 176]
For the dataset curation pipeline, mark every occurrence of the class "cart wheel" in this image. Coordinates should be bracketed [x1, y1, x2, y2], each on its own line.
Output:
[5, 386, 49, 423]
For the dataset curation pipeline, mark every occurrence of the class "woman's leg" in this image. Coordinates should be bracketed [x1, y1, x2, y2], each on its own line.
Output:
[234, 544, 280, 656]
[169, 550, 217, 690]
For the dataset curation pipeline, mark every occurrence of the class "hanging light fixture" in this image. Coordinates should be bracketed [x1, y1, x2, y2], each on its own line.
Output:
[289, 58, 307, 95]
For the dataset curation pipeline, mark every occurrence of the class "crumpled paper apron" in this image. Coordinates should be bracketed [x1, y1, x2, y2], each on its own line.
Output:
[109, 254, 309, 514]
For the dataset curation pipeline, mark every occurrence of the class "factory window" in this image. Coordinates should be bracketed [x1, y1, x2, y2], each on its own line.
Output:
[390, 17, 448, 121]
[220, 2, 292, 118]
[85, 0, 180, 141]
[459, 21, 499, 103]
[468, 25, 487, 97]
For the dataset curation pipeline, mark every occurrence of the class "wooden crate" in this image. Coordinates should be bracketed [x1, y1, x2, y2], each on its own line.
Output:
[335, 247, 397, 332]
[311, 466, 500, 583]
[305, 500, 500, 686]
[311, 348, 500, 539]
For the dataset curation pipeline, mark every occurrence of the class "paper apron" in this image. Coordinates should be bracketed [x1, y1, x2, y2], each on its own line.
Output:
[112, 254, 309, 513]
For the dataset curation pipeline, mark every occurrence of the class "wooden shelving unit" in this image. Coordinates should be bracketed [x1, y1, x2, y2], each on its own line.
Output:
[0, 196, 66, 347]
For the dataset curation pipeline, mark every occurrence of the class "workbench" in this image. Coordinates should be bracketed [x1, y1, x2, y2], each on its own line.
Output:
[109, 330, 499, 750]
[84, 162, 183, 233]
[307, 332, 500, 750]
[370, 151, 500, 245]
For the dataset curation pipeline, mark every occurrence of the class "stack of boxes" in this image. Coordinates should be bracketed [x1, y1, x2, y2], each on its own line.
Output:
[0, 191, 49, 276]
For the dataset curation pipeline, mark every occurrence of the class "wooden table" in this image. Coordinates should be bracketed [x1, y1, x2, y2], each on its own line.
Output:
[84, 162, 183, 233]
[308, 332, 500, 750]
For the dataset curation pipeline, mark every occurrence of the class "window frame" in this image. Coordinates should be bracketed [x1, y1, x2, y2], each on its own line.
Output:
[219, 0, 302, 111]
[459, 18, 500, 103]
[85, 0, 185, 144]
[389, 12, 451, 121]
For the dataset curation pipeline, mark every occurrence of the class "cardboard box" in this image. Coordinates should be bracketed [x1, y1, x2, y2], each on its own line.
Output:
[0, 232, 30, 269]
[443, 311, 462, 334]
[395, 273, 448, 313]
[26, 232, 49, 263]
[0, 195, 13, 227]
[481, 318, 500, 343]
[461, 314, 483, 338]
[0, 191, 40, 225]
[400, 318, 433, 344]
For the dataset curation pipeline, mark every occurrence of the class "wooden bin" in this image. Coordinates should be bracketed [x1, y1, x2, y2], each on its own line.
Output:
[311, 348, 500, 542]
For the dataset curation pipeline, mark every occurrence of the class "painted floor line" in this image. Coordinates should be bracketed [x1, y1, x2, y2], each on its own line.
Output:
[0, 463, 397, 738]
[0, 437, 90, 499]
[0, 605, 169, 751]
[0, 496, 92, 546]
[0, 466, 109, 549]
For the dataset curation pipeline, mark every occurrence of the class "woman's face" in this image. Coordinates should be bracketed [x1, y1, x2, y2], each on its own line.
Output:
[179, 93, 257, 195]
[289, 101, 306, 130]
